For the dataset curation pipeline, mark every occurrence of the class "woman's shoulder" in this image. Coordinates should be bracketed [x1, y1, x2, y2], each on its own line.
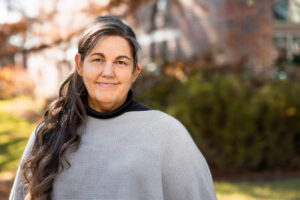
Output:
[147, 110, 184, 126]
[128, 108, 178, 121]
[128, 109, 188, 135]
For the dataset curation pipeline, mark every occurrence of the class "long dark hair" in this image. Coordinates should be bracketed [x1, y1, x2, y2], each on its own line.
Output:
[21, 16, 140, 200]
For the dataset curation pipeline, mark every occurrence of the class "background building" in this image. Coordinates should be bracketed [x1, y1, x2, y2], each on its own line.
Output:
[1, 0, 300, 97]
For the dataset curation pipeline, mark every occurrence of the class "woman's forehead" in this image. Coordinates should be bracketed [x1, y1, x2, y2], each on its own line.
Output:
[88, 35, 133, 58]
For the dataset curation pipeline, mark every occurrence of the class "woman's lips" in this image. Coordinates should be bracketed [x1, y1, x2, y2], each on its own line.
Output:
[98, 82, 118, 88]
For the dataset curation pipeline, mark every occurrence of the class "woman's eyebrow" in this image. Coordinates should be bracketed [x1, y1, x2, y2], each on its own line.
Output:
[90, 52, 105, 57]
[116, 55, 131, 60]
[89, 53, 131, 61]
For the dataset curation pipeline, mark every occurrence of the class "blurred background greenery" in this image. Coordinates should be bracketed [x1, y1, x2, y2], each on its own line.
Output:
[1, 0, 300, 199]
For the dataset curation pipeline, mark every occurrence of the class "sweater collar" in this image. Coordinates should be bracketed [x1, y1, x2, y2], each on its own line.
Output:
[84, 89, 134, 119]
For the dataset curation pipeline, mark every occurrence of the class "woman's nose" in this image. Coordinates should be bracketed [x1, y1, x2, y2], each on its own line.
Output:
[102, 62, 114, 77]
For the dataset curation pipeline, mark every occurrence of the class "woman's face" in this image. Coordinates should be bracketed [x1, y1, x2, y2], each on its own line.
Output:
[75, 35, 141, 112]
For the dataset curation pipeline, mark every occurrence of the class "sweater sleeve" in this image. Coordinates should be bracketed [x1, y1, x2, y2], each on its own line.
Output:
[9, 129, 36, 200]
[161, 118, 217, 200]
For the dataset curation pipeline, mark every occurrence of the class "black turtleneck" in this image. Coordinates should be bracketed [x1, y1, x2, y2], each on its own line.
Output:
[84, 89, 151, 119]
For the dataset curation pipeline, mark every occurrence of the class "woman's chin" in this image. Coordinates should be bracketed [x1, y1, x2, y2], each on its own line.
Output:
[95, 97, 116, 105]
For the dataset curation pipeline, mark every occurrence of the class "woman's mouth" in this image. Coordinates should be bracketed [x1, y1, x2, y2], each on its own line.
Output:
[98, 82, 118, 88]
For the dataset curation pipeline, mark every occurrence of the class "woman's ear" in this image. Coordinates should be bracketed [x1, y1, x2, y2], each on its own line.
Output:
[75, 53, 83, 76]
[133, 64, 142, 82]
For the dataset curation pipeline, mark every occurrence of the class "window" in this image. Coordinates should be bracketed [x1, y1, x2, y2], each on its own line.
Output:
[273, 0, 289, 21]
[273, 0, 300, 23]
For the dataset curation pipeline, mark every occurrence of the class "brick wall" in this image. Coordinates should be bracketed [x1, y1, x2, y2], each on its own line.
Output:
[223, 0, 276, 72]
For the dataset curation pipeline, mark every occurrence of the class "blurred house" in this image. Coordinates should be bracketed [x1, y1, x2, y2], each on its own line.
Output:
[1, 0, 300, 98]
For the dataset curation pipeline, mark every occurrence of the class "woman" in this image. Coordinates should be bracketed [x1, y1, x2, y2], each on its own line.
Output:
[10, 16, 217, 200]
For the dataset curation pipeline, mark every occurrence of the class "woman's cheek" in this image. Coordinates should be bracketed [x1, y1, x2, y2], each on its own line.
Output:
[85, 63, 100, 77]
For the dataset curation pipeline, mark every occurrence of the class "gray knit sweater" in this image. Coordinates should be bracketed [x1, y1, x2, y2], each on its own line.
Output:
[10, 92, 217, 200]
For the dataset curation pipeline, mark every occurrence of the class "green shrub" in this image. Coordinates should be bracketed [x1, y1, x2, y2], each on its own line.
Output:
[250, 80, 300, 169]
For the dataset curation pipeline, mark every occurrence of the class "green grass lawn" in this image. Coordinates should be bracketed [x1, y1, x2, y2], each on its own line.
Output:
[0, 97, 37, 175]
[215, 178, 300, 200]
[0, 110, 34, 173]
[1, 97, 300, 199]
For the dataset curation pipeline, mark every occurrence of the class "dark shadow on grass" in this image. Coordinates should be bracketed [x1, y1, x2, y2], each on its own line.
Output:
[0, 131, 13, 136]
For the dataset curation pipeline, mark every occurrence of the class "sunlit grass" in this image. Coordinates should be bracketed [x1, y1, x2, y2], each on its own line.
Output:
[215, 177, 300, 200]
[0, 95, 45, 117]
[0, 109, 34, 173]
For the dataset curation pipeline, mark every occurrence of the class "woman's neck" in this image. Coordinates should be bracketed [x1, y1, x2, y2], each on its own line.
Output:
[84, 90, 134, 119]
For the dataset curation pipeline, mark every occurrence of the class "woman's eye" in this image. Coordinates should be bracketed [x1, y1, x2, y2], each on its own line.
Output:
[93, 59, 104, 63]
[116, 61, 126, 65]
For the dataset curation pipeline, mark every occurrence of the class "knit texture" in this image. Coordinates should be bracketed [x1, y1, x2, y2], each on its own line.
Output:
[10, 110, 217, 200]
